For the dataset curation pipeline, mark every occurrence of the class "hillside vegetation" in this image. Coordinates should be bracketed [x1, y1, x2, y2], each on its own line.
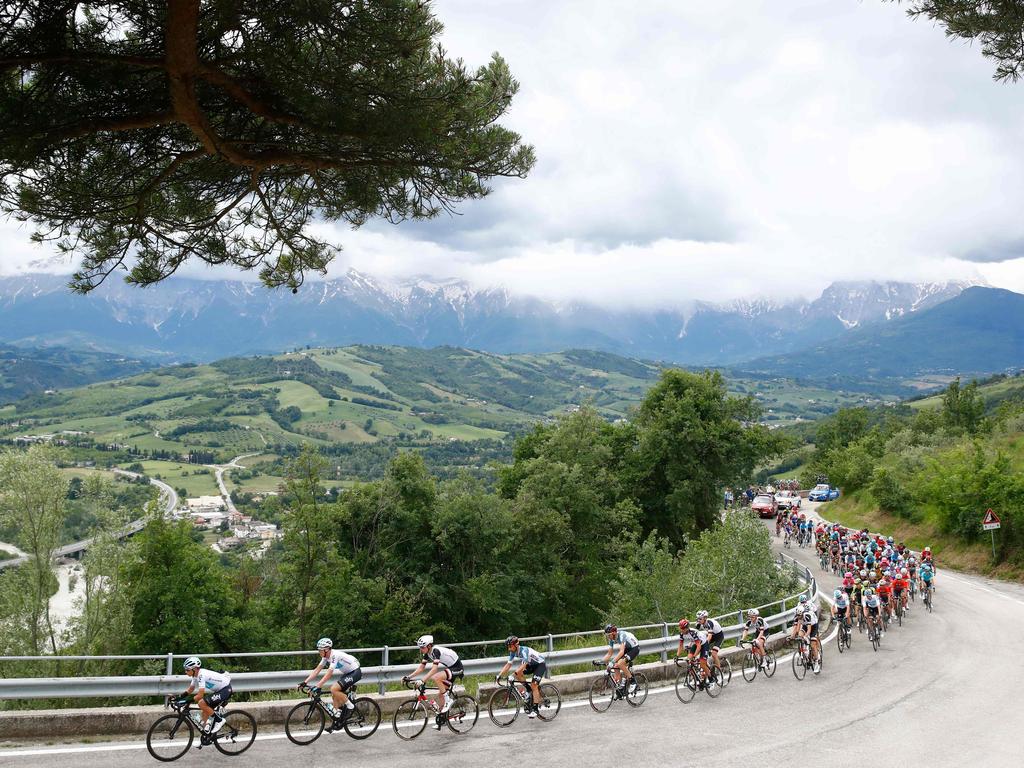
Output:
[792, 373, 1024, 575]
[0, 343, 151, 403]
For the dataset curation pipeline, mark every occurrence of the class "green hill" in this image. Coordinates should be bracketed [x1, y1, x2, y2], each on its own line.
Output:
[0, 342, 152, 403]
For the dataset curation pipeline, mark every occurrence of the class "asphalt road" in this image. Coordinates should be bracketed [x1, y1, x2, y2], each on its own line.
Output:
[3, 502, 1022, 767]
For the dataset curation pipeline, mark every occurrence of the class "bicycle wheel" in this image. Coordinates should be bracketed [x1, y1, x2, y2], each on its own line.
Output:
[703, 669, 721, 698]
[837, 628, 845, 654]
[487, 687, 519, 728]
[792, 650, 807, 680]
[718, 658, 732, 687]
[146, 714, 194, 762]
[897, 606, 903, 627]
[345, 697, 381, 740]
[675, 667, 696, 702]
[285, 701, 324, 745]
[446, 695, 478, 735]
[392, 699, 428, 741]
[535, 683, 562, 722]
[626, 673, 648, 707]
[741, 653, 758, 682]
[588, 675, 615, 713]
[213, 710, 257, 756]
[763, 650, 777, 677]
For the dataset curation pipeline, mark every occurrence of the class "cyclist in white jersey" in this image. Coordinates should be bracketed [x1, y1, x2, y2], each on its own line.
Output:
[790, 599, 821, 668]
[404, 635, 464, 728]
[599, 624, 639, 694]
[696, 610, 725, 678]
[496, 636, 547, 719]
[300, 637, 361, 730]
[739, 609, 769, 669]
[181, 656, 231, 735]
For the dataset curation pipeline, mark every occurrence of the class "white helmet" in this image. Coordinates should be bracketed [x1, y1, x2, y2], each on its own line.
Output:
[416, 634, 433, 649]
[696, 609, 709, 620]
[316, 637, 333, 650]
[747, 608, 759, 618]
[183, 656, 201, 670]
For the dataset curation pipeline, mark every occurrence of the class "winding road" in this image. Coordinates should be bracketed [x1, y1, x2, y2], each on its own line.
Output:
[2, 501, 1022, 766]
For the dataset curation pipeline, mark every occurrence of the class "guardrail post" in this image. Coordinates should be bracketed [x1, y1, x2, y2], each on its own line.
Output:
[380, 646, 388, 696]
[660, 623, 668, 663]
[165, 653, 173, 676]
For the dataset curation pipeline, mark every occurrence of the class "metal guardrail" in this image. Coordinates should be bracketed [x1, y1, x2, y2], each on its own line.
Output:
[0, 554, 816, 701]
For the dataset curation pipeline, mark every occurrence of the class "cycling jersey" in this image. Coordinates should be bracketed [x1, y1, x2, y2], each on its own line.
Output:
[744, 617, 767, 635]
[892, 578, 909, 592]
[877, 583, 892, 598]
[317, 650, 359, 675]
[799, 608, 818, 626]
[610, 630, 639, 649]
[698, 619, 723, 635]
[681, 628, 708, 648]
[920, 568, 934, 582]
[194, 668, 231, 693]
[423, 646, 460, 668]
[508, 645, 545, 666]
[863, 595, 880, 608]
[834, 594, 850, 609]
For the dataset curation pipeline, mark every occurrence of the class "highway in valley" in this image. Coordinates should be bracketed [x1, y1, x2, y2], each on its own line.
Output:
[2, 502, 1022, 767]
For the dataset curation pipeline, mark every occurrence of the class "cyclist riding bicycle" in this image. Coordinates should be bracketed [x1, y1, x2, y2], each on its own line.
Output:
[877, 575, 893, 621]
[740, 609, 769, 670]
[403, 635, 463, 729]
[789, 598, 821, 668]
[832, 588, 851, 626]
[862, 587, 883, 637]
[677, 619, 713, 687]
[496, 636, 547, 719]
[696, 610, 725, 678]
[180, 657, 231, 736]
[600, 624, 640, 694]
[919, 560, 935, 594]
[299, 637, 361, 732]
[892, 570, 910, 612]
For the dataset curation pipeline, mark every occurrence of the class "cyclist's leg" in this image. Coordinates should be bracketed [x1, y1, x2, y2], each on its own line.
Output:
[431, 669, 449, 710]
[330, 680, 345, 709]
[195, 691, 213, 727]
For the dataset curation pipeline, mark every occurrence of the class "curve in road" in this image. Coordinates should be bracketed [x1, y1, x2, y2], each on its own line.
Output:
[2, 501, 1022, 767]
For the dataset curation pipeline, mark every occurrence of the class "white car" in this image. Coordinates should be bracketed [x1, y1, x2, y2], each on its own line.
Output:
[775, 490, 801, 510]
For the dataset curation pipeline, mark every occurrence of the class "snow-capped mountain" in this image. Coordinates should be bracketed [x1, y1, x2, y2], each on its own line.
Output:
[0, 271, 982, 365]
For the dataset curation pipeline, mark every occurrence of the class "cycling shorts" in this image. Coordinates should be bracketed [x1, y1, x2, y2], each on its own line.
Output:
[204, 685, 232, 709]
[709, 631, 724, 651]
[624, 645, 640, 662]
[866, 605, 879, 616]
[688, 645, 709, 660]
[805, 624, 818, 639]
[523, 661, 547, 682]
[442, 661, 465, 682]
[335, 667, 362, 693]
[879, 593, 890, 604]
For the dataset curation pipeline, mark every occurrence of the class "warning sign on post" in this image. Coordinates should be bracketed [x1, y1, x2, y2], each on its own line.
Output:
[982, 509, 1001, 531]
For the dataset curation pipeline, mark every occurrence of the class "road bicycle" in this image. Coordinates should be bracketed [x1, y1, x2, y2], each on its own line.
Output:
[146, 697, 256, 762]
[818, 551, 829, 570]
[834, 616, 852, 653]
[909, 578, 917, 603]
[392, 679, 478, 740]
[783, 529, 793, 548]
[922, 582, 933, 613]
[486, 676, 562, 727]
[865, 616, 881, 651]
[893, 596, 905, 627]
[738, 640, 777, 682]
[789, 636, 821, 680]
[285, 683, 381, 745]
[588, 659, 649, 712]
[673, 656, 723, 702]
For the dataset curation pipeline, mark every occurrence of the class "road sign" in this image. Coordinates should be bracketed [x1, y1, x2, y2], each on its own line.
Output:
[982, 509, 1001, 531]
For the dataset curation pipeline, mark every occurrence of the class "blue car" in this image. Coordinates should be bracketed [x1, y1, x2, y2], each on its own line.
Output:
[808, 483, 840, 502]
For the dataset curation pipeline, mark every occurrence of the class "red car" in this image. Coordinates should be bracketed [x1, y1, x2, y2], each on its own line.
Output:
[751, 494, 778, 519]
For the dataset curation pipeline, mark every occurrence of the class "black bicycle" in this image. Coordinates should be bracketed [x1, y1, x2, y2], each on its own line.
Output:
[673, 656, 723, 703]
[146, 698, 256, 762]
[285, 683, 381, 745]
[588, 659, 649, 712]
[486, 676, 562, 727]
[790, 636, 821, 680]
[835, 616, 852, 653]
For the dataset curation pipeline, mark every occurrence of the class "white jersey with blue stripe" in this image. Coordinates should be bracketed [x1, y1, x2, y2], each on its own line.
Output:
[610, 630, 639, 649]
[508, 646, 544, 665]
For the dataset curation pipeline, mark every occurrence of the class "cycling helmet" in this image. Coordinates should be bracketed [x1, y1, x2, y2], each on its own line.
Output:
[505, 635, 519, 647]
[887, 536, 894, 543]
[679, 618, 690, 631]
[416, 634, 433, 648]
[844, 572, 852, 579]
[833, 589, 842, 599]
[316, 637, 333, 650]
[604, 624, 617, 635]
[183, 656, 201, 670]
[746, 609, 759, 618]
[924, 546, 931, 553]
[901, 568, 909, 576]
[859, 569, 867, 578]
[864, 587, 874, 595]
[799, 596, 808, 606]
[696, 610, 709, 621]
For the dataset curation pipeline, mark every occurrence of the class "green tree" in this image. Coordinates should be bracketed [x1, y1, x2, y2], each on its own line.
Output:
[123, 514, 244, 654]
[0, 447, 68, 654]
[941, 377, 986, 434]
[626, 369, 781, 545]
[0, 0, 534, 292]
[899, 1, 1024, 82]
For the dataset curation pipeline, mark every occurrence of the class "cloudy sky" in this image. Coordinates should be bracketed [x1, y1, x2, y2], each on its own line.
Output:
[5, 0, 1024, 307]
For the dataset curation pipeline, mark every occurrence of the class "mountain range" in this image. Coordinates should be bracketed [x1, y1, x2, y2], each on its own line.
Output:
[0, 271, 980, 366]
